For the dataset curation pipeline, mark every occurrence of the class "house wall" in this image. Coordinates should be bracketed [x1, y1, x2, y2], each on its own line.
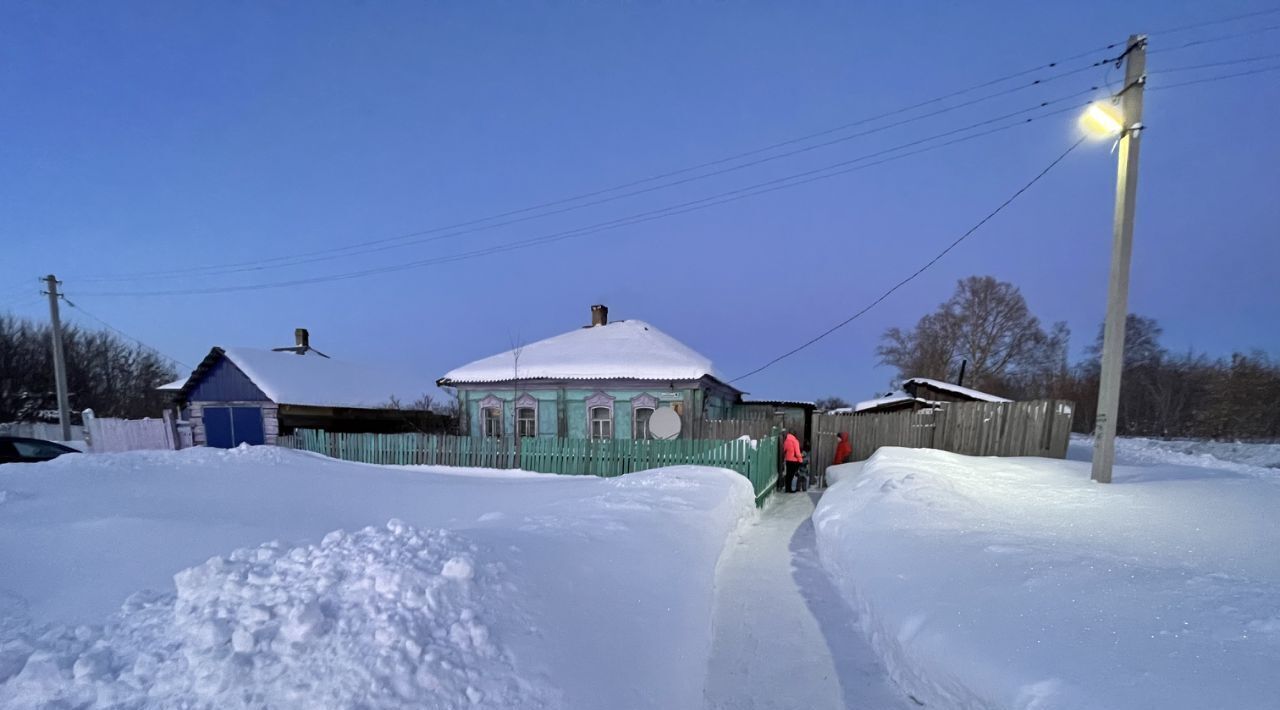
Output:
[186, 358, 271, 403]
[457, 378, 730, 439]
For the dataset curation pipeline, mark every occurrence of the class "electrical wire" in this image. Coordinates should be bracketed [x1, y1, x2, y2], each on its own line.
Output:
[76, 101, 1093, 297]
[728, 136, 1087, 384]
[1147, 52, 1280, 74]
[60, 297, 191, 369]
[102, 87, 1101, 284]
[1146, 6, 1280, 35]
[73, 45, 1125, 284]
[1148, 63, 1280, 90]
[1147, 24, 1280, 54]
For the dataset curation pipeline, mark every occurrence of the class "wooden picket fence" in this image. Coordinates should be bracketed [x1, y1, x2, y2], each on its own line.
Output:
[279, 428, 781, 505]
[808, 399, 1075, 481]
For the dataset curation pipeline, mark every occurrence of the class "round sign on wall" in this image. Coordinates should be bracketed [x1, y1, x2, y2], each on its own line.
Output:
[648, 407, 683, 440]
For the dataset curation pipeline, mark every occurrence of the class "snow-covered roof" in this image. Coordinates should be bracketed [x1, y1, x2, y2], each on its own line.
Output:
[183, 347, 437, 409]
[902, 377, 1011, 403]
[439, 320, 734, 389]
[852, 393, 920, 412]
[156, 378, 187, 391]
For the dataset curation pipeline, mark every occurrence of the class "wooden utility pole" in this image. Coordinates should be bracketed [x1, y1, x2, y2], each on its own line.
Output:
[1091, 34, 1147, 484]
[42, 274, 73, 441]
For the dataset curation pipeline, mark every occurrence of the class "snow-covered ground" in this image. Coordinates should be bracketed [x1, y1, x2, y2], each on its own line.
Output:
[0, 446, 753, 708]
[814, 445, 1280, 710]
[1071, 433, 1280, 471]
[704, 492, 907, 710]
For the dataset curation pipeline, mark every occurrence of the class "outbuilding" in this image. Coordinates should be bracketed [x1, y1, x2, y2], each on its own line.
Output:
[169, 329, 442, 448]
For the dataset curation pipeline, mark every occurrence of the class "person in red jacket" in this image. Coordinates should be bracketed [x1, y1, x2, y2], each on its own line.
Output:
[833, 431, 852, 466]
[782, 429, 803, 493]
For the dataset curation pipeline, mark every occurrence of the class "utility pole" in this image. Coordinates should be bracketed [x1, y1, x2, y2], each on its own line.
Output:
[42, 274, 73, 441]
[1091, 34, 1147, 484]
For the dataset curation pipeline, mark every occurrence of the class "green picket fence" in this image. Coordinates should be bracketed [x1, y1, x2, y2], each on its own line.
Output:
[279, 428, 779, 505]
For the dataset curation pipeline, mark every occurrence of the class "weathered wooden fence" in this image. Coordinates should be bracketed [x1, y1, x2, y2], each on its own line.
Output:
[280, 429, 781, 505]
[809, 399, 1075, 480]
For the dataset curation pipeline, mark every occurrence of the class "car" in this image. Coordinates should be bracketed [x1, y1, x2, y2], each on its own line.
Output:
[0, 436, 80, 464]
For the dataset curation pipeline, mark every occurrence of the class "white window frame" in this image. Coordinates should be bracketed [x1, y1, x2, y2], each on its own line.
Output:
[632, 393, 658, 440]
[586, 392, 615, 441]
[515, 393, 538, 438]
[479, 395, 504, 439]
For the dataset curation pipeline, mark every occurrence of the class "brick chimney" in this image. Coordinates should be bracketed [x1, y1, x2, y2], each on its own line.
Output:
[591, 304, 608, 327]
[294, 328, 309, 353]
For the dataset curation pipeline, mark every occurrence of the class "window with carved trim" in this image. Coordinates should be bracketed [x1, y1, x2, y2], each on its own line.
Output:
[483, 407, 503, 438]
[517, 406, 537, 438]
[590, 406, 613, 440]
[633, 407, 655, 440]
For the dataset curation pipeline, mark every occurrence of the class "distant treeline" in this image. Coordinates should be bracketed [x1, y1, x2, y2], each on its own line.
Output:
[0, 312, 179, 422]
[878, 277, 1280, 440]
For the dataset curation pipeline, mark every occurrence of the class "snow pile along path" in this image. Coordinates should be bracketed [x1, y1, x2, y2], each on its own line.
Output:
[814, 447, 1280, 710]
[1, 520, 550, 709]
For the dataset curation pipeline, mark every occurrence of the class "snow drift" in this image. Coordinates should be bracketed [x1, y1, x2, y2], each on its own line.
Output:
[814, 446, 1280, 710]
[1, 520, 547, 708]
[0, 446, 754, 708]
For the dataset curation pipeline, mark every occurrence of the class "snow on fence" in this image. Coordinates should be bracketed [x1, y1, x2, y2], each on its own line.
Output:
[809, 399, 1075, 481]
[279, 429, 781, 505]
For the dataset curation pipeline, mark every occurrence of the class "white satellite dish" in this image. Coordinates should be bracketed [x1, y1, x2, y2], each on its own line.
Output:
[648, 407, 683, 440]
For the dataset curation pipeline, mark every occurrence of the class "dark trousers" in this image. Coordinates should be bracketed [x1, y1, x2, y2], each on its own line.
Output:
[783, 461, 802, 492]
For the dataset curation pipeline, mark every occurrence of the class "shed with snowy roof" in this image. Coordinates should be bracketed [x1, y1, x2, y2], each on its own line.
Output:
[170, 329, 443, 448]
[437, 305, 743, 440]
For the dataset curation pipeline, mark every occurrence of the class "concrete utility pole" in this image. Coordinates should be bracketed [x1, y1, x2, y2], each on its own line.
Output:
[1091, 35, 1147, 484]
[42, 274, 73, 441]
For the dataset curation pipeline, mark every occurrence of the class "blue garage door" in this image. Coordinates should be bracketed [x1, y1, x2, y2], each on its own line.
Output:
[203, 406, 265, 448]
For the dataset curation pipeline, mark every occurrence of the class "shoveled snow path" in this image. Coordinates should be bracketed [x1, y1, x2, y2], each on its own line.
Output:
[704, 491, 908, 710]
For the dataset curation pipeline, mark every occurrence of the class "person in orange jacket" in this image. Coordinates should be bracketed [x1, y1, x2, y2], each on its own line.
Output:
[833, 431, 852, 466]
[782, 428, 803, 493]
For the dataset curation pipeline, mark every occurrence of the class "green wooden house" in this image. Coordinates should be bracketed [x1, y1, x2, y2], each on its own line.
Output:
[437, 306, 744, 440]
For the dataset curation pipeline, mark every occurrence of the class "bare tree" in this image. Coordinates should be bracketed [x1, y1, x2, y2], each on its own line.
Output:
[814, 396, 851, 411]
[878, 276, 1062, 395]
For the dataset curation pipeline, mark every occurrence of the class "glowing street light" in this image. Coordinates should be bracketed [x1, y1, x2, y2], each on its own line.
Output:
[1079, 101, 1125, 139]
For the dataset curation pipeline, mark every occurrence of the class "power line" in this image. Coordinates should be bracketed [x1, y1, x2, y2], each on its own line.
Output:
[59, 296, 192, 369]
[95, 86, 1102, 284]
[1147, 24, 1280, 54]
[729, 135, 1086, 384]
[74, 45, 1124, 284]
[1149, 51, 1280, 73]
[77, 101, 1093, 297]
[1147, 6, 1280, 35]
[1148, 62, 1280, 89]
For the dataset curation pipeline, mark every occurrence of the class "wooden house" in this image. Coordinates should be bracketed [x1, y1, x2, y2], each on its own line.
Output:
[437, 306, 744, 440]
[168, 329, 441, 448]
[840, 378, 1011, 415]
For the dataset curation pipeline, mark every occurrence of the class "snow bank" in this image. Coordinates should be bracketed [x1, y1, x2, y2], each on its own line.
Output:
[1070, 433, 1280, 473]
[1, 520, 548, 708]
[0, 446, 753, 708]
[815, 447, 1280, 710]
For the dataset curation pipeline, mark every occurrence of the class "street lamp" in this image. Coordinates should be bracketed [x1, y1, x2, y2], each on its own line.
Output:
[1079, 102, 1125, 139]
[1088, 34, 1146, 484]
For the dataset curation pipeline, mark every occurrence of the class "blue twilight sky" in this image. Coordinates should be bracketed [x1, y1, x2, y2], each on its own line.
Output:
[2, 1, 1277, 402]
